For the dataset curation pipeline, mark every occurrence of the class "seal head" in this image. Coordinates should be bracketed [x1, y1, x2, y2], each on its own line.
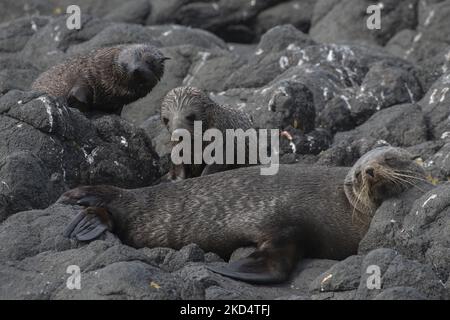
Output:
[117, 44, 169, 90]
[344, 146, 426, 221]
[160, 86, 214, 137]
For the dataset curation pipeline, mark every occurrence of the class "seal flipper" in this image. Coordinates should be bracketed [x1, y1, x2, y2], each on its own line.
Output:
[67, 83, 93, 112]
[63, 211, 86, 238]
[63, 207, 112, 241]
[207, 244, 298, 284]
[76, 195, 104, 207]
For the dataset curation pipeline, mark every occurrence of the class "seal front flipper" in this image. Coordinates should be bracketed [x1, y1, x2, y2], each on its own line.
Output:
[67, 83, 93, 112]
[207, 245, 297, 284]
[63, 207, 112, 241]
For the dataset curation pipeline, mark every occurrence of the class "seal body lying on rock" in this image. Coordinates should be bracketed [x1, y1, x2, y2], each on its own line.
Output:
[160, 86, 255, 180]
[59, 147, 426, 283]
[32, 44, 168, 114]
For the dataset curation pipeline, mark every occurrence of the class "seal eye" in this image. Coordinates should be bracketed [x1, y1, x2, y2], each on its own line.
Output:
[162, 117, 169, 126]
[384, 156, 396, 165]
[186, 114, 196, 122]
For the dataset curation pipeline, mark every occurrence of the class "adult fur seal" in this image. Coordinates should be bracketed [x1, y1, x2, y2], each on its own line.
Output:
[32, 44, 169, 114]
[160, 86, 254, 179]
[59, 146, 426, 283]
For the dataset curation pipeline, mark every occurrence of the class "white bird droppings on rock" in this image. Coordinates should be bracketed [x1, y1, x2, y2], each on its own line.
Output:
[440, 131, 450, 139]
[320, 274, 333, 291]
[255, 48, 264, 55]
[31, 20, 37, 31]
[38, 96, 54, 132]
[340, 95, 351, 110]
[424, 9, 435, 26]
[422, 194, 437, 208]
[120, 136, 128, 147]
[279, 56, 289, 70]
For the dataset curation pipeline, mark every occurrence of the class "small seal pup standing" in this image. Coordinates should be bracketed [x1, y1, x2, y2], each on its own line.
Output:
[60, 147, 426, 283]
[32, 44, 169, 114]
[160, 86, 255, 179]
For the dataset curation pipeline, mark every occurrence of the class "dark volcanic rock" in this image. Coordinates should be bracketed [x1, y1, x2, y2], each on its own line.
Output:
[280, 127, 332, 156]
[318, 104, 426, 166]
[0, 57, 40, 94]
[385, 1, 450, 90]
[317, 95, 356, 133]
[311, 248, 447, 300]
[421, 142, 450, 182]
[170, 0, 280, 43]
[333, 103, 428, 147]
[419, 72, 450, 140]
[104, 0, 151, 25]
[310, 0, 418, 46]
[0, 0, 448, 301]
[0, 91, 161, 221]
[224, 25, 315, 89]
[348, 61, 423, 124]
[359, 183, 450, 283]
[317, 138, 390, 167]
[254, 0, 315, 35]
[0, 16, 50, 53]
[146, 25, 228, 50]
[20, 15, 112, 71]
[211, 78, 315, 132]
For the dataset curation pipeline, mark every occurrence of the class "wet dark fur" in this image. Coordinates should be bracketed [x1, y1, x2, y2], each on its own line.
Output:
[60, 147, 427, 283]
[32, 44, 167, 114]
[160, 86, 255, 179]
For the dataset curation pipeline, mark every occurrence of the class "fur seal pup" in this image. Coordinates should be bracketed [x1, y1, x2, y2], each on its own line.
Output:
[59, 146, 426, 283]
[32, 44, 169, 114]
[160, 86, 255, 180]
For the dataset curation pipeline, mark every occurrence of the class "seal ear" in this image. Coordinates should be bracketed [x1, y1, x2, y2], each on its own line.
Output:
[67, 83, 93, 112]
[207, 244, 298, 284]
[63, 207, 112, 241]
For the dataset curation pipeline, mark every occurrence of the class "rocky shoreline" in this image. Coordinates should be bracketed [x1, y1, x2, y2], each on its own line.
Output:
[0, 0, 449, 299]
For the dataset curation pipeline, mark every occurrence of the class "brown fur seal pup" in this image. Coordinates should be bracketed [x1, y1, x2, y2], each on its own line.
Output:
[32, 44, 169, 114]
[160, 86, 254, 180]
[59, 146, 426, 283]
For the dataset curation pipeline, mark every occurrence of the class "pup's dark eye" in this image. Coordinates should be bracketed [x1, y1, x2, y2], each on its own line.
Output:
[186, 114, 196, 122]
[162, 117, 169, 126]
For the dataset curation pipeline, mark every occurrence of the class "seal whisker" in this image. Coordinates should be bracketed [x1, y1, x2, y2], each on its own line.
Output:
[388, 173, 426, 192]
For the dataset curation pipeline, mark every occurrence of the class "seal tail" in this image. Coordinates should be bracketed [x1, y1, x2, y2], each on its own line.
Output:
[207, 243, 299, 284]
[63, 207, 112, 241]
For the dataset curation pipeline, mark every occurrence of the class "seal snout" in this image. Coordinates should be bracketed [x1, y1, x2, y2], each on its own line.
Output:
[359, 162, 385, 187]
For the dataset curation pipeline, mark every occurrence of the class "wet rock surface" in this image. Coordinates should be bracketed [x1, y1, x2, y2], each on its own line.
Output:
[0, 0, 449, 300]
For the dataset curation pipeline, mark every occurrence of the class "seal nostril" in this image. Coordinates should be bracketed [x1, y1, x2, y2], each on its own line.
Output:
[132, 68, 142, 77]
[365, 167, 375, 178]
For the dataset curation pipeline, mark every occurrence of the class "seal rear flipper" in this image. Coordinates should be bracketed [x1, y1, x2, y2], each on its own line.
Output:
[63, 207, 112, 241]
[207, 249, 294, 284]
